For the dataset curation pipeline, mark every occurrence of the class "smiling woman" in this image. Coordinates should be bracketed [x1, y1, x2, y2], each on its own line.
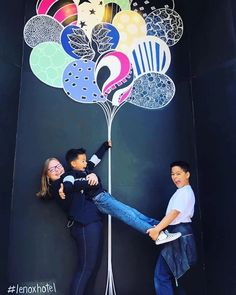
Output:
[36, 142, 181, 295]
[36, 158, 65, 198]
[37, 152, 104, 295]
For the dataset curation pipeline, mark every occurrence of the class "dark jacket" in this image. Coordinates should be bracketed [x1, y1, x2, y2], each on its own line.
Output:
[161, 223, 197, 280]
[61, 142, 109, 224]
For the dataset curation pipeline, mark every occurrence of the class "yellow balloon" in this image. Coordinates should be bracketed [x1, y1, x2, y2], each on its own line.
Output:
[112, 10, 146, 53]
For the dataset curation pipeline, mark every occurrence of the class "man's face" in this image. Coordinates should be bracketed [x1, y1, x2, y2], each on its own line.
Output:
[71, 154, 87, 171]
[171, 166, 190, 188]
[47, 159, 65, 181]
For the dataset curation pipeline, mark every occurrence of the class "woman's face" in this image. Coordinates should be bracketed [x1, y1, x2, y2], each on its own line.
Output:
[47, 159, 65, 181]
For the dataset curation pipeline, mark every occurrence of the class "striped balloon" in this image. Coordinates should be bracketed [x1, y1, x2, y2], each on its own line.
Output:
[36, 0, 78, 26]
[129, 36, 171, 78]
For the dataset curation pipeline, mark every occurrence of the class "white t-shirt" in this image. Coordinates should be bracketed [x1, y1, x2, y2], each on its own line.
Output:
[166, 185, 195, 225]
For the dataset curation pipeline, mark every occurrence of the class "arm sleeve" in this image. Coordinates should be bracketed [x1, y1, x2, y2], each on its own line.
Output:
[171, 190, 192, 213]
[63, 174, 100, 194]
[87, 141, 110, 171]
[49, 179, 61, 198]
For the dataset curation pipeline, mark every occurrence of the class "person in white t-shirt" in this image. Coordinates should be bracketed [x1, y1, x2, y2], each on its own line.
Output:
[147, 161, 197, 295]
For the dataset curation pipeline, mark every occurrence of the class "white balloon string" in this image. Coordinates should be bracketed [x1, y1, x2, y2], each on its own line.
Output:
[97, 101, 118, 295]
[111, 102, 125, 121]
[106, 100, 112, 114]
[97, 102, 110, 125]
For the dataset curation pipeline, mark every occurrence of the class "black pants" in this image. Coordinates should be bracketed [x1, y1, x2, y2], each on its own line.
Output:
[70, 221, 103, 295]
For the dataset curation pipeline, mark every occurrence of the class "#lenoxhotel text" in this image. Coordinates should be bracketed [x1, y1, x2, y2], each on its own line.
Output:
[7, 283, 56, 294]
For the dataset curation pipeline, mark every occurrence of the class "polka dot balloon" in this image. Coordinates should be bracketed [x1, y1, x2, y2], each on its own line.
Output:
[112, 10, 147, 53]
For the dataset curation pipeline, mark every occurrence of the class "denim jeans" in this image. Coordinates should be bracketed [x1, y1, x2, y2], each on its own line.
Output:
[93, 192, 158, 234]
[154, 255, 187, 295]
[154, 254, 175, 295]
[70, 220, 103, 295]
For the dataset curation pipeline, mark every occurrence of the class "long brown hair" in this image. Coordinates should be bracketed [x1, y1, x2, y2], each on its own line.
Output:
[36, 157, 59, 199]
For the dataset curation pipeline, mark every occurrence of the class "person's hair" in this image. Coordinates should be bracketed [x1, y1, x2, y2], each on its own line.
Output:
[170, 161, 190, 173]
[65, 148, 86, 167]
[36, 157, 59, 199]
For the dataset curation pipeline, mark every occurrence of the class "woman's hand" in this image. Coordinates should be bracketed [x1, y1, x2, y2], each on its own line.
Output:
[59, 183, 66, 199]
[86, 173, 98, 185]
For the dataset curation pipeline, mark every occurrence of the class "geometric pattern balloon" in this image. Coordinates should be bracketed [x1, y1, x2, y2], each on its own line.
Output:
[128, 72, 175, 109]
[24, 15, 63, 48]
[29, 42, 74, 88]
[146, 7, 184, 46]
[131, 0, 158, 18]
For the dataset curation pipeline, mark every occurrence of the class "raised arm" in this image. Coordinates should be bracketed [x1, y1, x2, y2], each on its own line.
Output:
[87, 140, 112, 172]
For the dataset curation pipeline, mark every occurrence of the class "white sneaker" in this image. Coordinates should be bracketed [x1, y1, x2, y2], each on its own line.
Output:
[155, 230, 181, 245]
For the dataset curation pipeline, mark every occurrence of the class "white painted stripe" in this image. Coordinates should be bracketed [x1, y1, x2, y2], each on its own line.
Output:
[63, 175, 75, 184]
[90, 155, 101, 166]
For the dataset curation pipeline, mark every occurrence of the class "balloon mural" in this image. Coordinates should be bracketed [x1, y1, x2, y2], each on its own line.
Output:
[24, 0, 183, 294]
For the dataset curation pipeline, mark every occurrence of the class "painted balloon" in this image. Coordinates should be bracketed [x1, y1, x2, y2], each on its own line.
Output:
[95, 51, 134, 106]
[146, 6, 184, 46]
[128, 72, 175, 109]
[112, 10, 147, 53]
[30, 42, 74, 88]
[129, 36, 171, 78]
[104, 0, 130, 10]
[91, 23, 120, 58]
[74, 0, 105, 37]
[36, 0, 78, 26]
[24, 15, 63, 48]
[102, 2, 122, 23]
[131, 0, 158, 18]
[63, 59, 105, 103]
[61, 25, 95, 60]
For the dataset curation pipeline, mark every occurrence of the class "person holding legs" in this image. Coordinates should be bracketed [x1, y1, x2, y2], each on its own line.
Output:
[147, 161, 197, 295]
[37, 143, 111, 295]
[60, 143, 181, 242]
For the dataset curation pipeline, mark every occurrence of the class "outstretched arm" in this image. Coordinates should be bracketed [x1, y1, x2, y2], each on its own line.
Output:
[147, 209, 180, 240]
[87, 140, 112, 172]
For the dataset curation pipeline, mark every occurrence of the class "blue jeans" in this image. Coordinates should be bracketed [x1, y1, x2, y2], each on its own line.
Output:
[154, 254, 175, 295]
[70, 221, 103, 295]
[93, 192, 158, 234]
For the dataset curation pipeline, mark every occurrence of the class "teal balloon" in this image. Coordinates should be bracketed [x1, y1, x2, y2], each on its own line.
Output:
[29, 42, 74, 88]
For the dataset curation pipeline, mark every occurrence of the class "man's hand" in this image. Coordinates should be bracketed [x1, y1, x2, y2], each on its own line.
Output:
[86, 173, 98, 185]
[146, 226, 160, 241]
[59, 183, 66, 199]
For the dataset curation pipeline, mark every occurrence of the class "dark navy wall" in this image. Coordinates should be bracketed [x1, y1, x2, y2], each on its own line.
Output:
[0, 0, 25, 293]
[5, 0, 208, 294]
[189, 0, 236, 294]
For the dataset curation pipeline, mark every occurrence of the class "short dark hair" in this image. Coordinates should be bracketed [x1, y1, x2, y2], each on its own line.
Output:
[170, 161, 190, 173]
[65, 148, 86, 167]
